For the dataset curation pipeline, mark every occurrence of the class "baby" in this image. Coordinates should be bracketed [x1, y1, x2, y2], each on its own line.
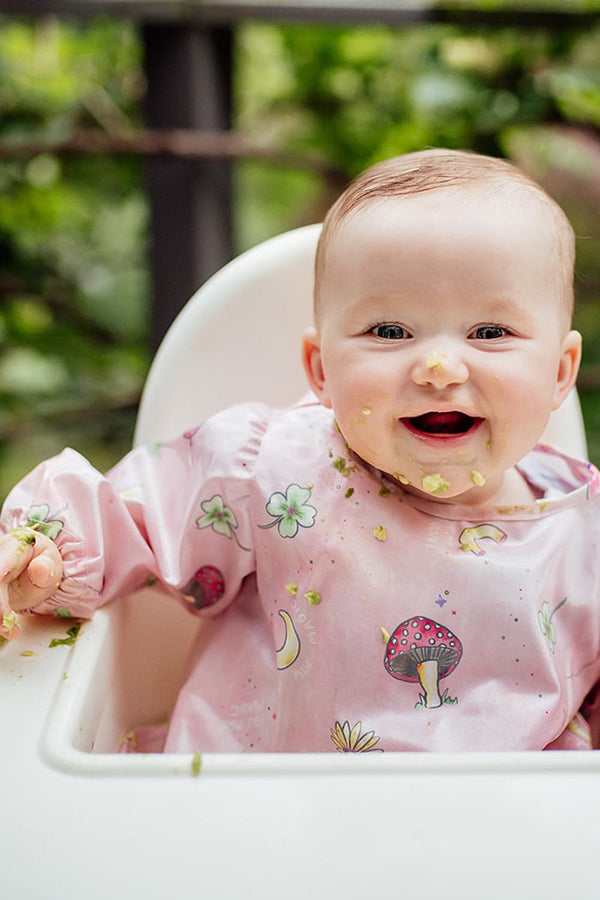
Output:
[1, 148, 599, 754]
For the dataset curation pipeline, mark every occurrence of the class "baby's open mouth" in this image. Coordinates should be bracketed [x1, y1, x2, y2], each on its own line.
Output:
[402, 412, 483, 436]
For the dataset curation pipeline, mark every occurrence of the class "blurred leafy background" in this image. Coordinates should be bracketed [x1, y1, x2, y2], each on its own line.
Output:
[1, 12, 600, 499]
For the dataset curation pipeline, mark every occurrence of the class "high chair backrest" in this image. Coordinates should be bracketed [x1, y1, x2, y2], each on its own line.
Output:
[134, 224, 588, 460]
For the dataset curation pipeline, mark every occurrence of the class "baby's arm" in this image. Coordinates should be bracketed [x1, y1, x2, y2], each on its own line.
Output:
[0, 528, 63, 639]
[0, 405, 266, 638]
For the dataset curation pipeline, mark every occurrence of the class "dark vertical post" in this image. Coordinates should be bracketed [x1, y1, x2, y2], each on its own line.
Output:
[142, 24, 234, 350]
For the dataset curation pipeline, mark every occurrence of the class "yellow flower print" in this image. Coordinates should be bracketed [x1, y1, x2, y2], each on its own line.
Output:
[330, 720, 383, 753]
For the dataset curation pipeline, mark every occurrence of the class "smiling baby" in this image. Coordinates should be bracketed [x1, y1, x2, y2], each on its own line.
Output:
[1, 149, 599, 755]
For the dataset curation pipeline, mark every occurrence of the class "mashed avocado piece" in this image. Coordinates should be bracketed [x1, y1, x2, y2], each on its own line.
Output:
[333, 456, 356, 477]
[426, 351, 446, 371]
[49, 624, 81, 648]
[2, 612, 17, 631]
[12, 527, 36, 547]
[422, 473, 451, 494]
[471, 470, 486, 487]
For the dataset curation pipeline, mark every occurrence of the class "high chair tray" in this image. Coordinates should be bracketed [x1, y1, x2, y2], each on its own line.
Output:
[3, 588, 600, 899]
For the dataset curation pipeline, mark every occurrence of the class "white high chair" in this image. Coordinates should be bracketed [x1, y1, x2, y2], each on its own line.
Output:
[3, 225, 597, 900]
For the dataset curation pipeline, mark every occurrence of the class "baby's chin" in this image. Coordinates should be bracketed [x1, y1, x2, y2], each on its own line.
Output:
[344, 439, 500, 504]
[388, 465, 495, 505]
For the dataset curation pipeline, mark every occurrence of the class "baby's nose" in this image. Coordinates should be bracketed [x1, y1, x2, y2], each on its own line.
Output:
[411, 347, 469, 388]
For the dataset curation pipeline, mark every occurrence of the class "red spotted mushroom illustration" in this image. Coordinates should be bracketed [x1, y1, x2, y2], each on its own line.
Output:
[182, 565, 225, 609]
[384, 616, 462, 708]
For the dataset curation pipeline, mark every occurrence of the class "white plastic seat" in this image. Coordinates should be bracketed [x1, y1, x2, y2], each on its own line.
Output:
[134, 224, 322, 446]
[135, 223, 587, 459]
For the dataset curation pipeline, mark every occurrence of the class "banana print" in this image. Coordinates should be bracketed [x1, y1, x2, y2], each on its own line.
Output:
[459, 524, 507, 556]
[275, 609, 301, 669]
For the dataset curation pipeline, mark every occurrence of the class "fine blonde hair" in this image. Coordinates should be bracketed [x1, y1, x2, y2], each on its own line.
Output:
[314, 148, 575, 321]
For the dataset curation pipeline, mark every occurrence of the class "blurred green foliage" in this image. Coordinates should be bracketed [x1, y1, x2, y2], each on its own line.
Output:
[236, 21, 600, 223]
[0, 18, 148, 494]
[1, 13, 600, 499]
[235, 19, 600, 459]
[446, 1, 600, 9]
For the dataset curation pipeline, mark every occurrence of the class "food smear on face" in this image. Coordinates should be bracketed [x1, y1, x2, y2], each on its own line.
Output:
[426, 351, 446, 372]
[361, 407, 372, 416]
[421, 473, 451, 495]
[471, 470, 486, 487]
[394, 472, 410, 485]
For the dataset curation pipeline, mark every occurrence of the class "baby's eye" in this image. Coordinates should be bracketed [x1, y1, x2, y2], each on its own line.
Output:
[470, 324, 508, 340]
[371, 323, 410, 341]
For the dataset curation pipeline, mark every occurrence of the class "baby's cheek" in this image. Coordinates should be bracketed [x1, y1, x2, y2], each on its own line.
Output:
[350, 404, 375, 428]
[343, 416, 386, 466]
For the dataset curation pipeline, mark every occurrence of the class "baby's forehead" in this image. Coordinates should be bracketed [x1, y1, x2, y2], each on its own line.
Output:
[324, 186, 545, 264]
[339, 179, 544, 226]
[315, 182, 574, 326]
[326, 180, 572, 268]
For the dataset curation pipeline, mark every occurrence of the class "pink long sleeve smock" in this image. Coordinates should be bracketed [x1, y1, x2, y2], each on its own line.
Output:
[3, 398, 600, 753]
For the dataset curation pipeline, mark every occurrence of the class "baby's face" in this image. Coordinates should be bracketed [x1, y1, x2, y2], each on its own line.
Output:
[304, 189, 581, 505]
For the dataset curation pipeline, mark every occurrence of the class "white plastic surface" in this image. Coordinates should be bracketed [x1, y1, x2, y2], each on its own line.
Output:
[5, 603, 600, 900]
[134, 224, 321, 446]
[3, 224, 597, 899]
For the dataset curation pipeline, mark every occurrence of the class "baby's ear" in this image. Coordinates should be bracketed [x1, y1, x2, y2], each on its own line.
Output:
[553, 329, 582, 410]
[302, 327, 332, 408]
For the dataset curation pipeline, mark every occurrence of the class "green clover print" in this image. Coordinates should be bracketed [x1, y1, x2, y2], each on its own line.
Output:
[538, 596, 568, 653]
[196, 494, 250, 551]
[26, 504, 65, 541]
[260, 484, 317, 538]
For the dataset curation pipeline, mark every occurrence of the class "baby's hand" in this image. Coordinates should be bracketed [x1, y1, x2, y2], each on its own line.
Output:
[0, 528, 63, 640]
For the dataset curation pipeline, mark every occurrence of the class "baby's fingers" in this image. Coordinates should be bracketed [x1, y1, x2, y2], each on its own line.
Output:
[0, 529, 39, 639]
[8, 532, 63, 613]
[27, 552, 62, 591]
[0, 528, 37, 584]
[0, 583, 20, 640]
[0, 528, 63, 622]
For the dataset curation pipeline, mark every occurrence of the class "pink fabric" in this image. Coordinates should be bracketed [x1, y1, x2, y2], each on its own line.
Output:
[3, 399, 600, 753]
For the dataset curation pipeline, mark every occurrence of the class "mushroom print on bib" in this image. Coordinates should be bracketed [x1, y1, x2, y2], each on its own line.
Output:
[384, 616, 463, 709]
[182, 565, 226, 610]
